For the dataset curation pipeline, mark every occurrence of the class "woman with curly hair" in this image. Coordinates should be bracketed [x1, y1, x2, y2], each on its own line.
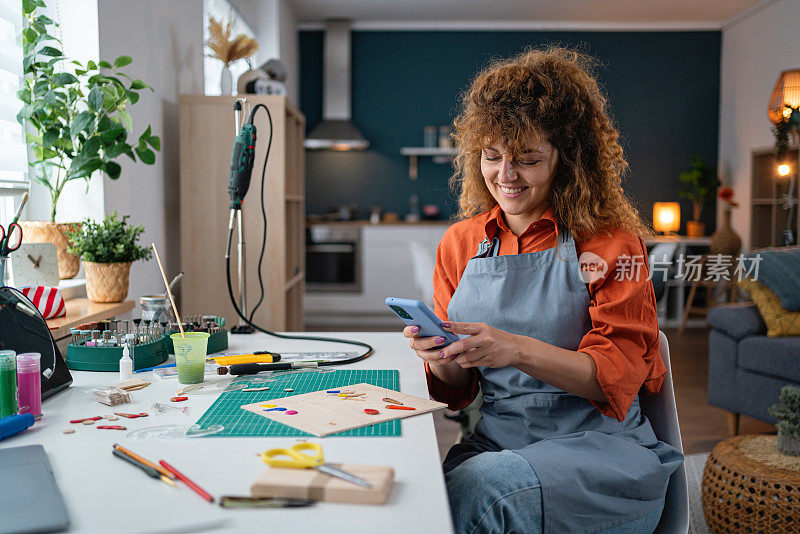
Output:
[403, 47, 683, 533]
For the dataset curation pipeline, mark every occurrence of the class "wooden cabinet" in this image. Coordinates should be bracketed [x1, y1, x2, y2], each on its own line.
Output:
[750, 147, 799, 248]
[179, 95, 305, 330]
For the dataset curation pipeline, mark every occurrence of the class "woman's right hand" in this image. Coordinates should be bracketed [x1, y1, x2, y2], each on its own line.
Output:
[403, 325, 458, 367]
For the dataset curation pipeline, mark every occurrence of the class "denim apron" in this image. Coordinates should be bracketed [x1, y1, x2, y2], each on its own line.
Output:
[446, 229, 683, 533]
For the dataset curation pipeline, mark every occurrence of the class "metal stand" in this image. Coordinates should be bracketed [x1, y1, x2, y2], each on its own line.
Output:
[230, 97, 254, 334]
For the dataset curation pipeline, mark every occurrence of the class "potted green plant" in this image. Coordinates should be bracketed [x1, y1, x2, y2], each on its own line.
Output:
[66, 213, 151, 303]
[16, 0, 159, 279]
[770, 385, 800, 457]
[772, 106, 800, 162]
[679, 155, 720, 237]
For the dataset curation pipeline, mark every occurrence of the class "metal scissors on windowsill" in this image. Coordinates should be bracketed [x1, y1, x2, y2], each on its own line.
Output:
[261, 441, 372, 488]
[0, 223, 22, 257]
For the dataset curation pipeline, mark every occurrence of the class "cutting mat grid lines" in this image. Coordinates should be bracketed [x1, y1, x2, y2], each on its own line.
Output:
[194, 369, 400, 437]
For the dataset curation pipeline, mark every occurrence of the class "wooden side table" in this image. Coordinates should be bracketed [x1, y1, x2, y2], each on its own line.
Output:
[702, 434, 800, 533]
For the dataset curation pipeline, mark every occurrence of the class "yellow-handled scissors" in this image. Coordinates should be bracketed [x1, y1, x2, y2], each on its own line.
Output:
[261, 442, 372, 488]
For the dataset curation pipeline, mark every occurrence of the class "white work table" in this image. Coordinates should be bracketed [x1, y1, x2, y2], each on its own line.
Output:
[0, 332, 454, 534]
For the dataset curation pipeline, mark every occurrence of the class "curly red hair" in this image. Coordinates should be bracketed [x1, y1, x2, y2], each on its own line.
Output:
[451, 46, 648, 239]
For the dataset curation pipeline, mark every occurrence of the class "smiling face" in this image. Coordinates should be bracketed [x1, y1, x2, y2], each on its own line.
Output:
[480, 137, 559, 235]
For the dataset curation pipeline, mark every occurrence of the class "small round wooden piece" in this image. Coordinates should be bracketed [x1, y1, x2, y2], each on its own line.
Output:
[364, 409, 380, 415]
[62, 428, 75, 434]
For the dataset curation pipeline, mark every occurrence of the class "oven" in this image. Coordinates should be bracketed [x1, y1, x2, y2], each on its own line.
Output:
[305, 225, 361, 292]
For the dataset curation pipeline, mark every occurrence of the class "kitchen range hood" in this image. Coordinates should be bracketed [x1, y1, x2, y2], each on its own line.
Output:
[304, 20, 369, 151]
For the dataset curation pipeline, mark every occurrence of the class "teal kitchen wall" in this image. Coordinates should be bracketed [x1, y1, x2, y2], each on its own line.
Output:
[300, 30, 721, 228]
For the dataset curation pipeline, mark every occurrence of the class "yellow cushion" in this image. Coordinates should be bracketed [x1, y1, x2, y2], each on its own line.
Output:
[739, 278, 800, 337]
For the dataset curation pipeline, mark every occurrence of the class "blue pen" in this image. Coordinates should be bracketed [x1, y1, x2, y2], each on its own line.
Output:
[135, 362, 176, 374]
[0, 413, 35, 442]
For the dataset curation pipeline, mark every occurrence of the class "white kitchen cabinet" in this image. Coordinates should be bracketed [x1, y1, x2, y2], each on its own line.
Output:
[304, 223, 448, 327]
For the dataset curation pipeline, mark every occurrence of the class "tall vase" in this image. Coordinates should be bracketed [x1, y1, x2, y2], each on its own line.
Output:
[220, 65, 233, 95]
[709, 207, 742, 257]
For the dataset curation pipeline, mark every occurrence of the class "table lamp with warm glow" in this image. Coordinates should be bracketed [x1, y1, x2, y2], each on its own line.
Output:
[653, 202, 681, 234]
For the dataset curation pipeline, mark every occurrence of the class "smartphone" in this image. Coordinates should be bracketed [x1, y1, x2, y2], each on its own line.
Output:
[385, 297, 459, 346]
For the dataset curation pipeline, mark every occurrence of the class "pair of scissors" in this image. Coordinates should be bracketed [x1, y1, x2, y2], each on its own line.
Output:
[0, 223, 22, 257]
[261, 441, 372, 488]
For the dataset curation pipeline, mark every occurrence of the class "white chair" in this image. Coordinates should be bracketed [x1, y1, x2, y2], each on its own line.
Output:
[641, 330, 690, 534]
[648, 242, 679, 318]
[407, 240, 436, 308]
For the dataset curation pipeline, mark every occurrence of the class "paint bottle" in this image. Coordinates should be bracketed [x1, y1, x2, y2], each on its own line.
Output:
[119, 343, 133, 382]
[16, 353, 41, 420]
[0, 351, 18, 418]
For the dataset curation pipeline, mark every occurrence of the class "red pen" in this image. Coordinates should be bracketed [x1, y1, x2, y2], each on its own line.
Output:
[159, 460, 214, 503]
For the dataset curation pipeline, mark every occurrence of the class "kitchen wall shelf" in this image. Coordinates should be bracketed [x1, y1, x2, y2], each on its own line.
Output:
[179, 95, 305, 331]
[400, 147, 458, 180]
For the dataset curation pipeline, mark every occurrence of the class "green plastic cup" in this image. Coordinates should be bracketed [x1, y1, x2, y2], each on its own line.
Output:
[171, 332, 209, 384]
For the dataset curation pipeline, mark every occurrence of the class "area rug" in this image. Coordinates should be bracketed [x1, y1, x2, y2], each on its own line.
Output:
[685, 452, 710, 534]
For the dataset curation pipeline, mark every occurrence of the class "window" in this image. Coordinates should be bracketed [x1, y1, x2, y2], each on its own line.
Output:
[203, 0, 255, 96]
[0, 0, 28, 221]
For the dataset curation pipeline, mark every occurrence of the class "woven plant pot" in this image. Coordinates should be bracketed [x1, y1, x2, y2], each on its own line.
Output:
[18, 221, 81, 279]
[778, 430, 800, 457]
[83, 261, 131, 303]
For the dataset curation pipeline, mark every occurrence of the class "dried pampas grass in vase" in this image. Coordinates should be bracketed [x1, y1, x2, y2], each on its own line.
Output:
[206, 15, 258, 94]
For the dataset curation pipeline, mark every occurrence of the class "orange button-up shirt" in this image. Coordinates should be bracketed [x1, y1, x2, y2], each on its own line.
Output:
[426, 204, 665, 421]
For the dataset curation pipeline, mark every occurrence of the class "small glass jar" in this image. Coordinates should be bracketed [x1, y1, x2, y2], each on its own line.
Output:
[438, 126, 453, 149]
[0, 350, 18, 417]
[423, 126, 437, 148]
[16, 352, 41, 420]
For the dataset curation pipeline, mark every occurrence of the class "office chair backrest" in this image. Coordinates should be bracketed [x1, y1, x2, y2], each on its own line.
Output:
[640, 330, 690, 534]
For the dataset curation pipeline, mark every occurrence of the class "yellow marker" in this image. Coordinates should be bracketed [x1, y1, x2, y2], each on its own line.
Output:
[212, 353, 279, 366]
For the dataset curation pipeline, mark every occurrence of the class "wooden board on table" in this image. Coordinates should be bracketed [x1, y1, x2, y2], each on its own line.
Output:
[240, 383, 446, 437]
[251, 464, 395, 504]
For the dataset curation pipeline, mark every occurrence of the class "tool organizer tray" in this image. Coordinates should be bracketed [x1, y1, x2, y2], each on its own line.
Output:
[194, 369, 401, 437]
[65, 337, 168, 372]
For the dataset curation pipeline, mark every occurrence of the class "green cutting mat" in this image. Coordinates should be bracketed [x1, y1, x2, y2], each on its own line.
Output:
[194, 369, 401, 437]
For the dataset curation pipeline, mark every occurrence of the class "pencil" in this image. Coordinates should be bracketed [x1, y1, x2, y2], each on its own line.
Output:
[159, 460, 215, 503]
[113, 449, 176, 487]
[113, 443, 176, 480]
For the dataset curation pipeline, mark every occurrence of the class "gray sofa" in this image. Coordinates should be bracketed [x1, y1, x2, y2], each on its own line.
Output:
[707, 303, 800, 435]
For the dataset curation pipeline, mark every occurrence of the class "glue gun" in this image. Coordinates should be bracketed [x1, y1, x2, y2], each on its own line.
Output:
[0, 413, 35, 442]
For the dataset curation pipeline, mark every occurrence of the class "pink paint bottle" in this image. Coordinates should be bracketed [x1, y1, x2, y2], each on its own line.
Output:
[16, 353, 41, 420]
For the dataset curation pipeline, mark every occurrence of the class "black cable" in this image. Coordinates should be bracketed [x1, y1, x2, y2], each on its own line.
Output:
[246, 103, 272, 322]
[226, 225, 373, 364]
[225, 105, 374, 365]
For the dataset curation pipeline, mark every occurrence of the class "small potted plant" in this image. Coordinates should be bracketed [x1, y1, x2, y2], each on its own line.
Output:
[769, 385, 800, 456]
[679, 155, 720, 237]
[17, 1, 159, 279]
[66, 213, 151, 303]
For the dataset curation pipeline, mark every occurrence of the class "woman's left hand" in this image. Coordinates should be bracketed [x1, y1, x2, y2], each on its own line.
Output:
[441, 322, 522, 369]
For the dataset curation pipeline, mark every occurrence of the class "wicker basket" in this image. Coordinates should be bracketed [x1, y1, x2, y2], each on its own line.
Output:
[18, 221, 81, 279]
[702, 435, 800, 533]
[83, 261, 131, 303]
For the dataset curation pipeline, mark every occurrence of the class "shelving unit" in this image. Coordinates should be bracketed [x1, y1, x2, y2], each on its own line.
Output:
[400, 147, 457, 179]
[750, 146, 800, 249]
[179, 95, 305, 331]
